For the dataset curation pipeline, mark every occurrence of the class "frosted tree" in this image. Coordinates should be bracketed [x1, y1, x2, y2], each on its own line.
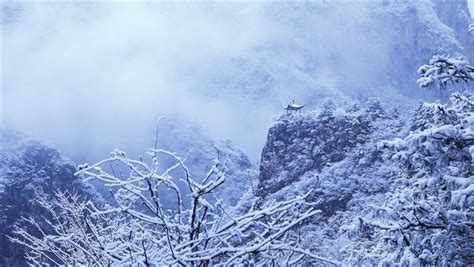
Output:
[354, 40, 474, 264]
[366, 97, 385, 120]
[10, 135, 336, 266]
[417, 23, 474, 90]
[368, 92, 474, 265]
[417, 55, 474, 90]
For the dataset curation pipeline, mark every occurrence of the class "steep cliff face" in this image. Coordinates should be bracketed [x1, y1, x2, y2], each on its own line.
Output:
[257, 104, 372, 197]
[256, 99, 399, 199]
[0, 130, 98, 266]
[371, 1, 473, 97]
[433, 0, 474, 59]
[254, 101, 407, 221]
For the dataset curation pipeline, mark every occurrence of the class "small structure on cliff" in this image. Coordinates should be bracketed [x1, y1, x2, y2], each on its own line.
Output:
[284, 100, 305, 115]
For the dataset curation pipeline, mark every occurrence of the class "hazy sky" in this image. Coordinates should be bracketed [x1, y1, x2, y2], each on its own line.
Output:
[2, 2, 277, 160]
[2, 2, 379, 161]
[2, 1, 472, 162]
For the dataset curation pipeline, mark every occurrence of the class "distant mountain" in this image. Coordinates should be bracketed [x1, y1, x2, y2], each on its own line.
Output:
[152, 119, 257, 207]
[0, 121, 257, 264]
[0, 129, 99, 266]
[208, 0, 473, 109]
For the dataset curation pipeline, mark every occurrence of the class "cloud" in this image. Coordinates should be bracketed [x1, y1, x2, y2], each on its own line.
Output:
[2, 3, 274, 158]
[2, 2, 405, 161]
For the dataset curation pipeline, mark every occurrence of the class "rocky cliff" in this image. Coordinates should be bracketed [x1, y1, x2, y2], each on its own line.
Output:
[257, 102, 372, 198]
[371, 0, 473, 97]
[249, 100, 406, 261]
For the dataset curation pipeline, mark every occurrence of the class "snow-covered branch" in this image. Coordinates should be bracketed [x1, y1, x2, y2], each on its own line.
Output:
[417, 55, 474, 90]
[11, 136, 331, 266]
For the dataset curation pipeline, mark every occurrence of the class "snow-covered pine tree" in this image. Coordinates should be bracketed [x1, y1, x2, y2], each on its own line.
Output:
[359, 49, 474, 264]
[366, 97, 386, 120]
[417, 55, 474, 90]
[371, 92, 474, 265]
[348, 38, 474, 263]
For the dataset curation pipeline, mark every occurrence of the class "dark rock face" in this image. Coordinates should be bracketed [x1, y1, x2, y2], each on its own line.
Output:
[0, 130, 96, 266]
[256, 106, 372, 197]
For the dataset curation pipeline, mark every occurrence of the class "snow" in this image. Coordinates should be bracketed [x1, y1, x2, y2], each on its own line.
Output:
[284, 103, 305, 109]
[468, 0, 474, 18]
[417, 55, 474, 89]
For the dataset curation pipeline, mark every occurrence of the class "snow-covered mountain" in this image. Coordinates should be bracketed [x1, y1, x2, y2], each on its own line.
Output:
[0, 130, 99, 266]
[245, 92, 473, 265]
[1, 0, 473, 265]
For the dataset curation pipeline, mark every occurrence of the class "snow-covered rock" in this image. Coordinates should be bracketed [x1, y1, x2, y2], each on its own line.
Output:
[257, 103, 373, 198]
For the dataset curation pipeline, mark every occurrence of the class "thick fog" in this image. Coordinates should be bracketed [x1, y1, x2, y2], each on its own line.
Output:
[2, 2, 471, 161]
